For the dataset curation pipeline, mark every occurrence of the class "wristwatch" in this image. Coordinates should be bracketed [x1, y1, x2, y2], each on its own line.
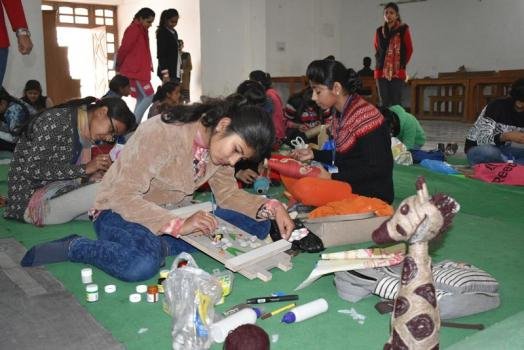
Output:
[15, 28, 31, 38]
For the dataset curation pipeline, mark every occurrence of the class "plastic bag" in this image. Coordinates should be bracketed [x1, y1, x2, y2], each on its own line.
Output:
[391, 137, 413, 165]
[420, 159, 459, 175]
[164, 253, 223, 350]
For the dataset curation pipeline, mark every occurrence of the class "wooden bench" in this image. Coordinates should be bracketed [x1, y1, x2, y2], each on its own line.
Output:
[410, 70, 524, 122]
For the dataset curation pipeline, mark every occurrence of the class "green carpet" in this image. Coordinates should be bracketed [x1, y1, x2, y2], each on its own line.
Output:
[1, 162, 524, 349]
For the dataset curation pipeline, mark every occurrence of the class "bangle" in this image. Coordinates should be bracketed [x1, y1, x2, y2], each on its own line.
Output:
[16, 28, 31, 38]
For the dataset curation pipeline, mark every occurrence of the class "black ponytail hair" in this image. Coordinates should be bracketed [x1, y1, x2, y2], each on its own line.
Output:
[249, 70, 272, 90]
[108, 74, 130, 93]
[134, 7, 155, 21]
[379, 106, 399, 137]
[510, 78, 524, 102]
[306, 59, 362, 94]
[157, 8, 178, 32]
[236, 80, 268, 107]
[161, 94, 275, 162]
[153, 81, 180, 103]
[19, 96, 137, 138]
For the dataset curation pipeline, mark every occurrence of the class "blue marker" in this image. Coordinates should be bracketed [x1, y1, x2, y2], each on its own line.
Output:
[281, 298, 328, 324]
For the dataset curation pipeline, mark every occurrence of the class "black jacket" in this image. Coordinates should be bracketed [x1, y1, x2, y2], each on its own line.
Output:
[156, 26, 178, 80]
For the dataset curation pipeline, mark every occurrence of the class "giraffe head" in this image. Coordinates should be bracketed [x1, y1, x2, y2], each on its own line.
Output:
[372, 177, 460, 244]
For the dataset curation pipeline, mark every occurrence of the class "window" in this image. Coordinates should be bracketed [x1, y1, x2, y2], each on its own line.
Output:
[43, 2, 119, 78]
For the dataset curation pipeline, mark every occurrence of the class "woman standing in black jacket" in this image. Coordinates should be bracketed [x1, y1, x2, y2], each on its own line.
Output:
[156, 9, 180, 83]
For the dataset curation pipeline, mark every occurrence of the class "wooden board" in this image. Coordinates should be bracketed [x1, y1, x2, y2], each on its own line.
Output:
[303, 212, 375, 224]
[172, 203, 293, 282]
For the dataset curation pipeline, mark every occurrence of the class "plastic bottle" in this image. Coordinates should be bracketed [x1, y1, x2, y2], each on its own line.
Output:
[81, 268, 93, 284]
[281, 298, 328, 324]
[209, 308, 258, 343]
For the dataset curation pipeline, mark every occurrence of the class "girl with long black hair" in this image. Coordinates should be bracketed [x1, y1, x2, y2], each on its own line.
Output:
[4, 97, 136, 225]
[21, 94, 294, 282]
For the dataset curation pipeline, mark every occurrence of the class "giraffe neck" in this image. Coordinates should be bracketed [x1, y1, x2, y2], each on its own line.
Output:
[387, 240, 440, 349]
[408, 241, 430, 273]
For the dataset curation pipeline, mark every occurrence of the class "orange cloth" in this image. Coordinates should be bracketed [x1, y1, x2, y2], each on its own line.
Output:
[281, 175, 355, 207]
[309, 195, 394, 218]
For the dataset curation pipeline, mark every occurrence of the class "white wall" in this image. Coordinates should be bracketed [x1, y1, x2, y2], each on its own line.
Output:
[3, 0, 46, 97]
[339, 0, 524, 79]
[117, 0, 201, 101]
[266, 0, 342, 76]
[200, 0, 266, 96]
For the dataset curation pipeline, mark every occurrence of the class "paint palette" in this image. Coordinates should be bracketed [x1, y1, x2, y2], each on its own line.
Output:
[171, 202, 293, 282]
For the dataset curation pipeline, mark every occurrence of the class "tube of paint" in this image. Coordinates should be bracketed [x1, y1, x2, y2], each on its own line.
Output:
[209, 308, 258, 343]
[281, 298, 328, 324]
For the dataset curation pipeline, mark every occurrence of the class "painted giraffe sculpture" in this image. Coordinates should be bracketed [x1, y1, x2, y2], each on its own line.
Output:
[372, 177, 460, 350]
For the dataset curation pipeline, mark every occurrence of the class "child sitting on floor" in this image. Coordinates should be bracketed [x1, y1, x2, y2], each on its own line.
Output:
[21, 79, 53, 113]
[4, 97, 136, 225]
[102, 74, 131, 99]
[147, 81, 181, 119]
[20, 93, 294, 282]
[0, 87, 32, 152]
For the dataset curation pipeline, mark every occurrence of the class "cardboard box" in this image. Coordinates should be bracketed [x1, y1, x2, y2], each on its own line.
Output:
[303, 213, 389, 248]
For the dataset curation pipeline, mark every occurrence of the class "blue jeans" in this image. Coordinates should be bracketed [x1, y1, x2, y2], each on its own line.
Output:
[69, 210, 195, 282]
[0, 47, 9, 87]
[467, 144, 524, 166]
[134, 82, 153, 125]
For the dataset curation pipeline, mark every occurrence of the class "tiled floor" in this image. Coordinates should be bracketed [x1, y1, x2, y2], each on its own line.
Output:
[419, 120, 472, 156]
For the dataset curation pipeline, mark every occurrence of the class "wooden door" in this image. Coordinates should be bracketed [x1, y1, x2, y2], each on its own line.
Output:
[42, 10, 81, 104]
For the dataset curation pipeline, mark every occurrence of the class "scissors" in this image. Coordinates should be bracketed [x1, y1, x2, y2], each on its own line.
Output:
[290, 136, 308, 150]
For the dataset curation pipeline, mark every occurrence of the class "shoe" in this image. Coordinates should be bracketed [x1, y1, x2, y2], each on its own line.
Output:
[445, 143, 458, 156]
[290, 219, 325, 253]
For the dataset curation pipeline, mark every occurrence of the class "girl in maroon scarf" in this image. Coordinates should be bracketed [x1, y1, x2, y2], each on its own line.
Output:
[374, 2, 413, 107]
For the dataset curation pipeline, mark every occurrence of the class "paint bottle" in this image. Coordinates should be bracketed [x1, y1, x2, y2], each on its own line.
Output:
[81, 268, 93, 284]
[281, 298, 328, 324]
[157, 269, 169, 293]
[209, 308, 258, 343]
[147, 285, 159, 303]
[85, 284, 99, 302]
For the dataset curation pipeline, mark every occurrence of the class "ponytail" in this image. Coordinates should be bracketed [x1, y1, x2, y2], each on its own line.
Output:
[249, 70, 272, 90]
[306, 59, 362, 94]
[162, 93, 274, 162]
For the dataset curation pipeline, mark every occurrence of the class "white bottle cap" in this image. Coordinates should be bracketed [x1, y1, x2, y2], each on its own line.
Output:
[85, 284, 98, 292]
[136, 284, 147, 293]
[129, 293, 141, 303]
[104, 284, 116, 293]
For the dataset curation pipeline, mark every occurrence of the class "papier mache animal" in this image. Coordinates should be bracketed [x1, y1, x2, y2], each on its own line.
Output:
[372, 176, 460, 350]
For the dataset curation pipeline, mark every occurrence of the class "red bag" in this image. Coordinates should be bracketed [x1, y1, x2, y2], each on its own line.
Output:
[472, 163, 524, 186]
[268, 157, 321, 178]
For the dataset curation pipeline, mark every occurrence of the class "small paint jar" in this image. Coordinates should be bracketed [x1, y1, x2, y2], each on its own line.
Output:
[147, 285, 159, 303]
[157, 269, 169, 294]
[81, 268, 93, 284]
[86, 284, 99, 302]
